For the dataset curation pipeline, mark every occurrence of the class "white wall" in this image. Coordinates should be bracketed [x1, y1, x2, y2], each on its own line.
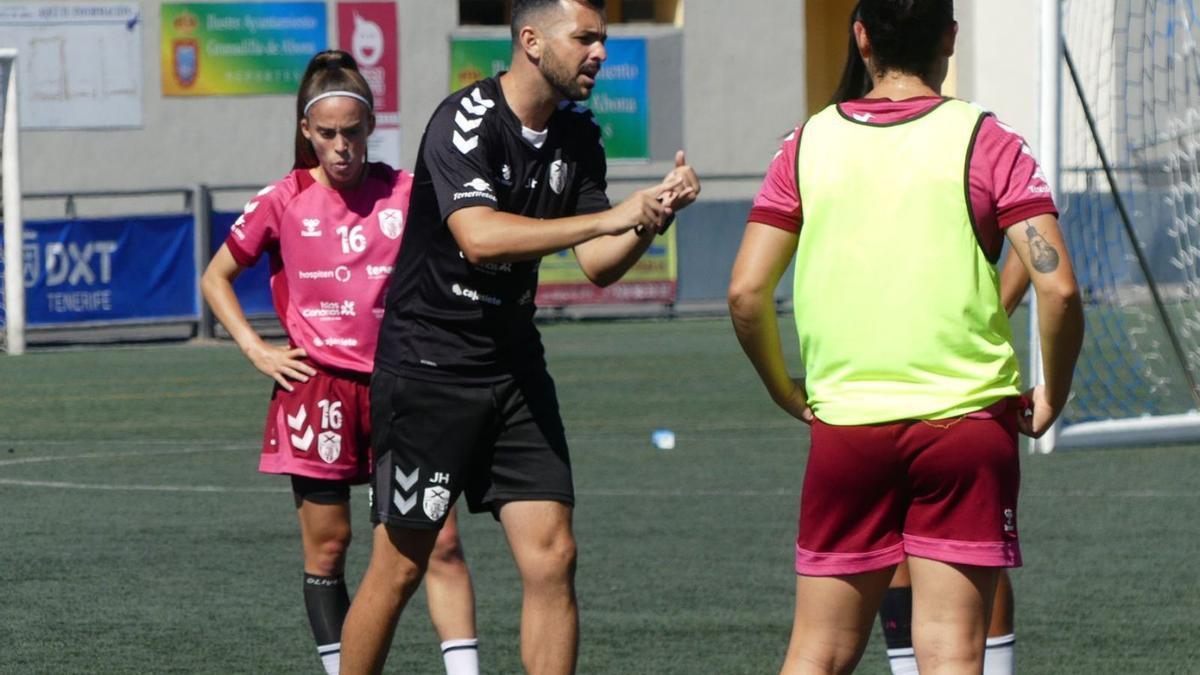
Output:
[956, 1, 1043, 148]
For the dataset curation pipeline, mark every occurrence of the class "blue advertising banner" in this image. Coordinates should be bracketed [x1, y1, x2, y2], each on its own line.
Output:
[0, 215, 197, 326]
[590, 38, 648, 160]
[211, 211, 275, 316]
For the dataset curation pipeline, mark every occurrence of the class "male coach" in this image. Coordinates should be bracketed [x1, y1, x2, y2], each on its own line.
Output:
[339, 1, 700, 673]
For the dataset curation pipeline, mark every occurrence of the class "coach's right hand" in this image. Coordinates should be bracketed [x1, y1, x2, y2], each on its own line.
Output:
[248, 343, 317, 392]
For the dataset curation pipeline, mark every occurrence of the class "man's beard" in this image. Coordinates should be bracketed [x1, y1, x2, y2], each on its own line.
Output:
[540, 46, 594, 102]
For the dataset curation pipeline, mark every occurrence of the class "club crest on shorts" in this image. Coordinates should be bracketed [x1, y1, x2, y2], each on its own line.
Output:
[378, 209, 404, 240]
[1003, 508, 1016, 533]
[318, 431, 342, 463]
[423, 486, 451, 521]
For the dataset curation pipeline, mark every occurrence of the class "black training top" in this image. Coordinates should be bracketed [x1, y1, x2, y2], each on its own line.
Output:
[375, 75, 610, 381]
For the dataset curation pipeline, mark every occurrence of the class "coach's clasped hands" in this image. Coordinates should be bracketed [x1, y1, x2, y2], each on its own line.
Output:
[659, 150, 701, 214]
[614, 150, 700, 237]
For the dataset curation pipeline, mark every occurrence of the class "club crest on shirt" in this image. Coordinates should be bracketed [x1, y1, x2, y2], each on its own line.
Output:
[378, 209, 404, 239]
[548, 159, 568, 195]
[423, 486, 451, 520]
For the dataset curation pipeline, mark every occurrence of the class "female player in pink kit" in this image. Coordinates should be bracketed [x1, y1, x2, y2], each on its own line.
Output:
[729, 0, 1083, 672]
[201, 51, 479, 675]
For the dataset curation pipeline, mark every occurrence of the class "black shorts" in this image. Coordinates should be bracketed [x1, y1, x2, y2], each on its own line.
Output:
[368, 369, 574, 529]
[291, 475, 352, 505]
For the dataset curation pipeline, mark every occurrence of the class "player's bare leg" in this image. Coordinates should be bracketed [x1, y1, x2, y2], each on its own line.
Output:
[780, 567, 895, 675]
[498, 500, 578, 675]
[340, 525, 440, 675]
[425, 507, 480, 674]
[988, 571, 1014, 635]
[297, 498, 352, 577]
[883, 562, 1014, 674]
[907, 556, 998, 675]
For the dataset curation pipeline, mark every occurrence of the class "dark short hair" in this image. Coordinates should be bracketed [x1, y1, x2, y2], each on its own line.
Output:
[858, 0, 954, 79]
[510, 0, 606, 41]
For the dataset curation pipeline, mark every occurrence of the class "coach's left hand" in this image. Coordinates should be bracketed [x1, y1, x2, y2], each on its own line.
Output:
[658, 150, 700, 213]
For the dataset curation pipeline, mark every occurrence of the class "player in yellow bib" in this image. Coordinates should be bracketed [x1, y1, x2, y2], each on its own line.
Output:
[730, 1, 1084, 673]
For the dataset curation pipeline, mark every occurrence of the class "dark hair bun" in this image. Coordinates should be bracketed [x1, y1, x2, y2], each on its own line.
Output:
[311, 49, 358, 72]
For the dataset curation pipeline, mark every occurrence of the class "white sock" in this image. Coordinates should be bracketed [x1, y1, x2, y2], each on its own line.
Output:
[983, 633, 1016, 675]
[317, 641, 340, 675]
[887, 646, 920, 674]
[888, 634, 1014, 675]
[441, 638, 479, 675]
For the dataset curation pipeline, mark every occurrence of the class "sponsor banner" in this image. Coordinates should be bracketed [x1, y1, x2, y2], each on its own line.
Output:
[335, 2, 397, 115]
[211, 211, 275, 315]
[0, 3, 143, 129]
[160, 2, 327, 96]
[0, 215, 196, 326]
[536, 226, 677, 306]
[449, 36, 649, 160]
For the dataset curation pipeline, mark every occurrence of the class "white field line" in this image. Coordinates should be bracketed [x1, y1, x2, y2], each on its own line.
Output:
[0, 446, 1195, 498]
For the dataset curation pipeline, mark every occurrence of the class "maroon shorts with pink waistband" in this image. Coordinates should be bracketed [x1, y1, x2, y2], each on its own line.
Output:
[258, 365, 372, 484]
[795, 398, 1022, 576]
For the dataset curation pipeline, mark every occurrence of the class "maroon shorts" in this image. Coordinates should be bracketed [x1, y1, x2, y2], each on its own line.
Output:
[795, 398, 1022, 576]
[259, 366, 372, 483]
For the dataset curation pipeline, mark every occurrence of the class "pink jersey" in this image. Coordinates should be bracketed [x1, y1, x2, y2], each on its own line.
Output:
[749, 97, 1057, 250]
[225, 163, 413, 374]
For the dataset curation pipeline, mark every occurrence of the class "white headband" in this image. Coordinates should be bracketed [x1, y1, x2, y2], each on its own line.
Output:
[303, 90, 372, 115]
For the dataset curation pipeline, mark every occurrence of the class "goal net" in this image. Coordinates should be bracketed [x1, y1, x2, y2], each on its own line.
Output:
[1051, 0, 1200, 448]
[0, 48, 23, 355]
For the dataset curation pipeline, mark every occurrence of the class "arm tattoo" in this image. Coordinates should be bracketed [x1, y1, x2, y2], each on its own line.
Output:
[1024, 222, 1060, 273]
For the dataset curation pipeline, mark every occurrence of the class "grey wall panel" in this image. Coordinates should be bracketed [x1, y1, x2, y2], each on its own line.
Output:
[676, 198, 791, 303]
[681, 0, 806, 180]
[398, 0, 456, 170]
[676, 199, 748, 301]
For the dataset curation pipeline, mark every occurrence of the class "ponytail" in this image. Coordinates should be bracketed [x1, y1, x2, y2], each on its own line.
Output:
[831, 3, 871, 104]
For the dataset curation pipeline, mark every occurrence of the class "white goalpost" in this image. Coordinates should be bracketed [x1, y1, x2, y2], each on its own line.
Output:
[1038, 0, 1200, 450]
[0, 48, 23, 356]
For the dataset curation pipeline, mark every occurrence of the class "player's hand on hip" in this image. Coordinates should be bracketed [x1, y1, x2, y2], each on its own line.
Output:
[774, 377, 815, 425]
[657, 150, 701, 212]
[248, 343, 317, 392]
[1016, 385, 1060, 438]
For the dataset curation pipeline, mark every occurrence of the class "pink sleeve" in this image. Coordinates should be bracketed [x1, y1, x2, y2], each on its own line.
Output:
[970, 116, 1058, 231]
[748, 126, 803, 233]
[225, 181, 286, 267]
